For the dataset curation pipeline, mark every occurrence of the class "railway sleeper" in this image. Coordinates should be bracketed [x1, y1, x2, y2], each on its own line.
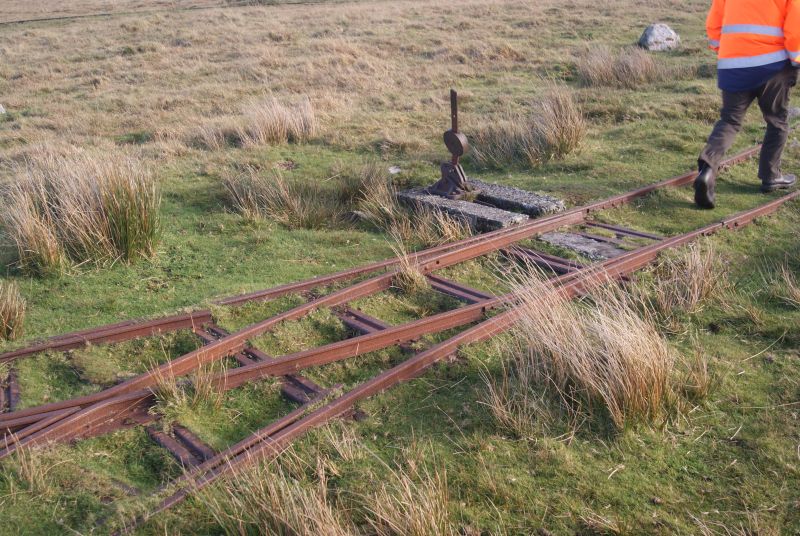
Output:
[335, 307, 415, 353]
[0, 369, 20, 413]
[503, 246, 584, 275]
[195, 323, 327, 405]
[584, 221, 663, 241]
[426, 275, 494, 304]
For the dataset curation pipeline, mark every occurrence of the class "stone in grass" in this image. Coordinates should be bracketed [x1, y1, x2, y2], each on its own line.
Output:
[0, 104, 5, 115]
[397, 187, 528, 232]
[469, 179, 566, 217]
[638, 23, 680, 52]
[540, 231, 627, 261]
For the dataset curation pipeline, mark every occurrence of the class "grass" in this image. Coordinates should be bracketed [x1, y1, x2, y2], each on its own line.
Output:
[765, 260, 800, 308]
[201, 456, 355, 536]
[150, 355, 228, 423]
[577, 44, 667, 89]
[0, 281, 25, 341]
[635, 240, 729, 332]
[199, 430, 453, 536]
[0, 0, 799, 534]
[470, 82, 586, 168]
[0, 147, 160, 275]
[223, 166, 341, 228]
[388, 238, 430, 295]
[487, 269, 677, 433]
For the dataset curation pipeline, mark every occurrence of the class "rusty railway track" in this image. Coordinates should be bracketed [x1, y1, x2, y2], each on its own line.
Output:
[0, 144, 795, 532]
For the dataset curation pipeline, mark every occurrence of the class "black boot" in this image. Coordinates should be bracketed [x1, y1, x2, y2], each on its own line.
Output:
[760, 174, 797, 192]
[694, 164, 716, 209]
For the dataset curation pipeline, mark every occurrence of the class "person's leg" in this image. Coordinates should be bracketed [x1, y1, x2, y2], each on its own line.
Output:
[698, 89, 756, 171]
[695, 89, 755, 208]
[756, 65, 798, 188]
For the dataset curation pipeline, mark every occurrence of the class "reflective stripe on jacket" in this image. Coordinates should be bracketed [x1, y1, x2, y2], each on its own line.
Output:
[707, 0, 800, 69]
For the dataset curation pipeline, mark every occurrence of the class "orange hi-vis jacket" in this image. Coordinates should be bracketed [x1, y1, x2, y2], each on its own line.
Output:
[707, 0, 800, 69]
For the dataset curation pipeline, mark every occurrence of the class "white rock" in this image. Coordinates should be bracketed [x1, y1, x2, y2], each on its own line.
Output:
[388, 166, 402, 175]
[638, 23, 680, 52]
[0, 104, 5, 115]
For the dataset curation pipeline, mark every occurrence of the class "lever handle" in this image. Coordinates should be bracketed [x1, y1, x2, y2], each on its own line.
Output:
[450, 89, 458, 133]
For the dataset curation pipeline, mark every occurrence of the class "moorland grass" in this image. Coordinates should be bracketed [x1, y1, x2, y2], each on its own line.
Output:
[0, 147, 160, 275]
[0, 0, 799, 534]
[0, 281, 25, 341]
[471, 82, 586, 168]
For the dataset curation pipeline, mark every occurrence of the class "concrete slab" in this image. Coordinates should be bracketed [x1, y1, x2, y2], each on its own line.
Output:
[540, 232, 628, 261]
[398, 188, 528, 232]
[470, 179, 566, 217]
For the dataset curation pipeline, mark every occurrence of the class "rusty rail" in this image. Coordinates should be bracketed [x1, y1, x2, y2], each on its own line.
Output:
[0, 145, 759, 367]
[0, 146, 764, 453]
[0, 145, 787, 532]
[120, 189, 800, 530]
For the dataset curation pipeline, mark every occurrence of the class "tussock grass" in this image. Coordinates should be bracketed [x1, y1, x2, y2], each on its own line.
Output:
[636, 241, 727, 331]
[356, 177, 404, 231]
[239, 96, 317, 146]
[471, 82, 585, 168]
[356, 177, 472, 247]
[150, 356, 227, 421]
[202, 459, 354, 536]
[6, 445, 65, 499]
[387, 208, 473, 249]
[0, 281, 25, 341]
[200, 429, 454, 536]
[224, 162, 397, 230]
[365, 463, 454, 536]
[332, 160, 388, 208]
[189, 117, 243, 151]
[487, 269, 677, 432]
[765, 261, 800, 308]
[223, 168, 340, 229]
[225, 160, 473, 241]
[191, 96, 317, 150]
[0, 147, 160, 275]
[679, 350, 716, 402]
[577, 44, 665, 89]
[389, 238, 429, 295]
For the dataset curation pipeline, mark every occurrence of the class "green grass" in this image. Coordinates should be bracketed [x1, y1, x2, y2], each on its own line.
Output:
[1, 0, 800, 534]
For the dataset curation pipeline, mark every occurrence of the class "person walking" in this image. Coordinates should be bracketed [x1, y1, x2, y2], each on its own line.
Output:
[696, 0, 799, 209]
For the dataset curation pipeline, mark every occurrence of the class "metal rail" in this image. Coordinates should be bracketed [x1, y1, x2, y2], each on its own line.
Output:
[0, 146, 763, 452]
[0, 145, 759, 366]
[0, 148, 789, 532]
[121, 190, 799, 530]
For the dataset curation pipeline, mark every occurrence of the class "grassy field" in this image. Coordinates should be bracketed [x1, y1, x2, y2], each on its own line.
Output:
[0, 0, 799, 534]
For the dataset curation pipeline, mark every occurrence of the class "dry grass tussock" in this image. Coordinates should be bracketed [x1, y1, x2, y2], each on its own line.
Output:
[679, 349, 716, 403]
[389, 238, 430, 295]
[471, 82, 586, 168]
[356, 177, 472, 247]
[486, 267, 677, 433]
[200, 431, 454, 536]
[191, 96, 317, 150]
[202, 459, 354, 536]
[0, 147, 160, 275]
[5, 444, 66, 499]
[764, 261, 800, 308]
[366, 462, 454, 536]
[577, 44, 666, 89]
[636, 241, 728, 332]
[0, 281, 25, 341]
[224, 160, 473, 243]
[223, 168, 340, 229]
[149, 356, 227, 420]
[223, 161, 390, 229]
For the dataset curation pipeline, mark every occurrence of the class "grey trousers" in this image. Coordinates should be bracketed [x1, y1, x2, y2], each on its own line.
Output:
[699, 65, 798, 183]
